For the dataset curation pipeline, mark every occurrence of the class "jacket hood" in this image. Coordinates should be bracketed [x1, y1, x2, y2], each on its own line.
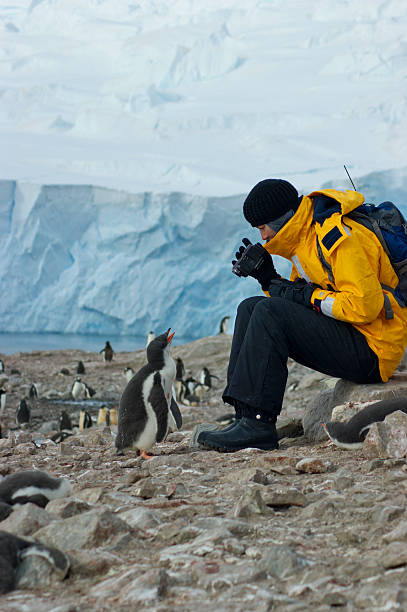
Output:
[310, 189, 365, 224]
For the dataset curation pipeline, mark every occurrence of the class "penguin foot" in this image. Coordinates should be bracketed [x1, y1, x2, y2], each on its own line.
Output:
[140, 450, 154, 460]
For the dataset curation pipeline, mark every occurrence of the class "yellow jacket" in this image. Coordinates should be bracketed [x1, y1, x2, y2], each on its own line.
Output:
[263, 189, 407, 382]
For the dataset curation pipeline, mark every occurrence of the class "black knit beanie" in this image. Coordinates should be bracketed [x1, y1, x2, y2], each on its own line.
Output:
[243, 179, 299, 227]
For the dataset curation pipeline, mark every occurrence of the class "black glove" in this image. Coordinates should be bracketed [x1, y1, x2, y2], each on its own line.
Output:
[267, 277, 319, 310]
[232, 238, 279, 290]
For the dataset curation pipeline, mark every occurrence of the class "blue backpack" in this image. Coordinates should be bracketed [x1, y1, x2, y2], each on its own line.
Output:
[316, 200, 407, 317]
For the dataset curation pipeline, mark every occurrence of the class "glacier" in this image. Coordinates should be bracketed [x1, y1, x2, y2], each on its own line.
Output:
[0, 0, 406, 338]
[1, 167, 407, 338]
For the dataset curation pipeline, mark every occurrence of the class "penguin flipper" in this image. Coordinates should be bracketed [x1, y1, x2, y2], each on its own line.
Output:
[148, 374, 169, 443]
[170, 397, 182, 430]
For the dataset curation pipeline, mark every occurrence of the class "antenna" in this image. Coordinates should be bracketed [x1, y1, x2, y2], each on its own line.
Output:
[344, 165, 357, 191]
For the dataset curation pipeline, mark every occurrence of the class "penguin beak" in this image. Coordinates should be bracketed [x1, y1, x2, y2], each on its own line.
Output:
[167, 329, 175, 344]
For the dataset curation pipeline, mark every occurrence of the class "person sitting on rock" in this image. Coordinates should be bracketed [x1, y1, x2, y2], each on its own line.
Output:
[198, 178, 407, 452]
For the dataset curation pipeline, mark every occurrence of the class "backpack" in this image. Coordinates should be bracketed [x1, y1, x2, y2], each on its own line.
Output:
[316, 201, 407, 318]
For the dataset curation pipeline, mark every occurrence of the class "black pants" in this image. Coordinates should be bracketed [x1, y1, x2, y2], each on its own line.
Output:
[223, 296, 382, 418]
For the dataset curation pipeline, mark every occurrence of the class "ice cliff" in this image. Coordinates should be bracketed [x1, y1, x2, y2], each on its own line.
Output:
[1, 167, 406, 338]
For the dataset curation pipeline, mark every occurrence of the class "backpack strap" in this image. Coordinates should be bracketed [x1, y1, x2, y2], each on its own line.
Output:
[316, 236, 395, 320]
[347, 211, 393, 261]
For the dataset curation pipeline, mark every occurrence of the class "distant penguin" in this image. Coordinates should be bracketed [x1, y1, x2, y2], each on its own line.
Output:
[175, 357, 185, 381]
[50, 431, 73, 444]
[16, 399, 30, 427]
[84, 382, 96, 399]
[323, 397, 407, 450]
[59, 410, 72, 431]
[0, 388, 6, 414]
[146, 331, 155, 347]
[0, 360, 4, 373]
[59, 368, 70, 376]
[0, 531, 70, 595]
[199, 366, 219, 390]
[109, 407, 118, 425]
[219, 315, 230, 335]
[76, 360, 85, 374]
[0, 470, 72, 509]
[179, 380, 200, 406]
[97, 406, 109, 426]
[115, 329, 182, 458]
[79, 410, 93, 430]
[100, 341, 114, 362]
[124, 367, 135, 384]
[71, 377, 86, 400]
[29, 383, 38, 399]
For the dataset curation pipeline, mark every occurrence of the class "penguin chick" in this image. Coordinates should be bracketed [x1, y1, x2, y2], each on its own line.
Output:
[0, 470, 72, 508]
[29, 383, 38, 399]
[76, 360, 85, 374]
[84, 382, 96, 399]
[115, 329, 182, 458]
[175, 357, 185, 381]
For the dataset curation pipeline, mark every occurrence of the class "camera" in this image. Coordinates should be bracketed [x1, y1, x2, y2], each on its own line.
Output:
[232, 242, 266, 277]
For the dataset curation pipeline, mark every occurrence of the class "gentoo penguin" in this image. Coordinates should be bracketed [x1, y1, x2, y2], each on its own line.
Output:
[124, 367, 135, 384]
[115, 329, 182, 458]
[59, 410, 72, 431]
[146, 331, 155, 347]
[219, 315, 230, 335]
[0, 359, 4, 373]
[71, 377, 86, 400]
[16, 399, 30, 427]
[0, 470, 72, 509]
[77, 360, 85, 374]
[178, 380, 200, 406]
[59, 368, 70, 376]
[100, 341, 114, 362]
[0, 388, 6, 414]
[323, 397, 407, 450]
[79, 410, 93, 430]
[199, 366, 219, 389]
[175, 357, 185, 381]
[29, 383, 38, 399]
[84, 382, 96, 399]
[0, 531, 70, 595]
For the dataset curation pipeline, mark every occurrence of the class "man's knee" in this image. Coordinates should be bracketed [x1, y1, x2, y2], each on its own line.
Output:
[237, 296, 265, 317]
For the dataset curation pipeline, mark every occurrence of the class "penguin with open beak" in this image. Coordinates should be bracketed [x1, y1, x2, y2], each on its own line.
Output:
[115, 329, 182, 458]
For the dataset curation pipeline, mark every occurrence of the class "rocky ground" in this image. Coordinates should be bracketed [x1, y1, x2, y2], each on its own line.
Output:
[0, 335, 407, 611]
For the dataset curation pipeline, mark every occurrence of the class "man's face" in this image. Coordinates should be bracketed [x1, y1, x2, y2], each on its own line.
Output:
[256, 224, 276, 242]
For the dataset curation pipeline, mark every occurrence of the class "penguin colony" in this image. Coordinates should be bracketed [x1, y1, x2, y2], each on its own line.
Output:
[115, 329, 182, 458]
[323, 397, 407, 449]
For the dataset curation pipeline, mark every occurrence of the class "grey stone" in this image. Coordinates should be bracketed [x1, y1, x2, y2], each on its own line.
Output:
[263, 487, 307, 507]
[118, 507, 161, 530]
[46, 497, 93, 518]
[263, 545, 312, 579]
[302, 389, 334, 442]
[33, 508, 132, 551]
[0, 502, 54, 536]
[232, 486, 269, 518]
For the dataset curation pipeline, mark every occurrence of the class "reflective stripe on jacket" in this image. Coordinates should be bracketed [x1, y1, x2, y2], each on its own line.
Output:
[263, 188, 407, 382]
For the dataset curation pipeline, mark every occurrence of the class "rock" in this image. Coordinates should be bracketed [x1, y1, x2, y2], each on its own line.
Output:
[262, 545, 312, 579]
[262, 487, 307, 507]
[295, 458, 333, 473]
[46, 497, 94, 518]
[33, 509, 133, 551]
[118, 507, 161, 530]
[0, 503, 54, 536]
[382, 542, 407, 569]
[383, 521, 407, 543]
[276, 415, 304, 439]
[189, 423, 220, 449]
[364, 410, 407, 458]
[303, 389, 334, 442]
[222, 467, 268, 485]
[232, 486, 269, 518]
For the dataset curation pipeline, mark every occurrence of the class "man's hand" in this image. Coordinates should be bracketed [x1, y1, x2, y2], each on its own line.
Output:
[232, 238, 279, 290]
[267, 277, 320, 310]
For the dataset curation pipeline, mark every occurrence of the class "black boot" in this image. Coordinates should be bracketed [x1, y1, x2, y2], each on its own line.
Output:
[197, 406, 278, 452]
[215, 400, 243, 434]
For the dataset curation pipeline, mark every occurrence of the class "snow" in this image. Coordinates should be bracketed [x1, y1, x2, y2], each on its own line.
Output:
[0, 0, 406, 337]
